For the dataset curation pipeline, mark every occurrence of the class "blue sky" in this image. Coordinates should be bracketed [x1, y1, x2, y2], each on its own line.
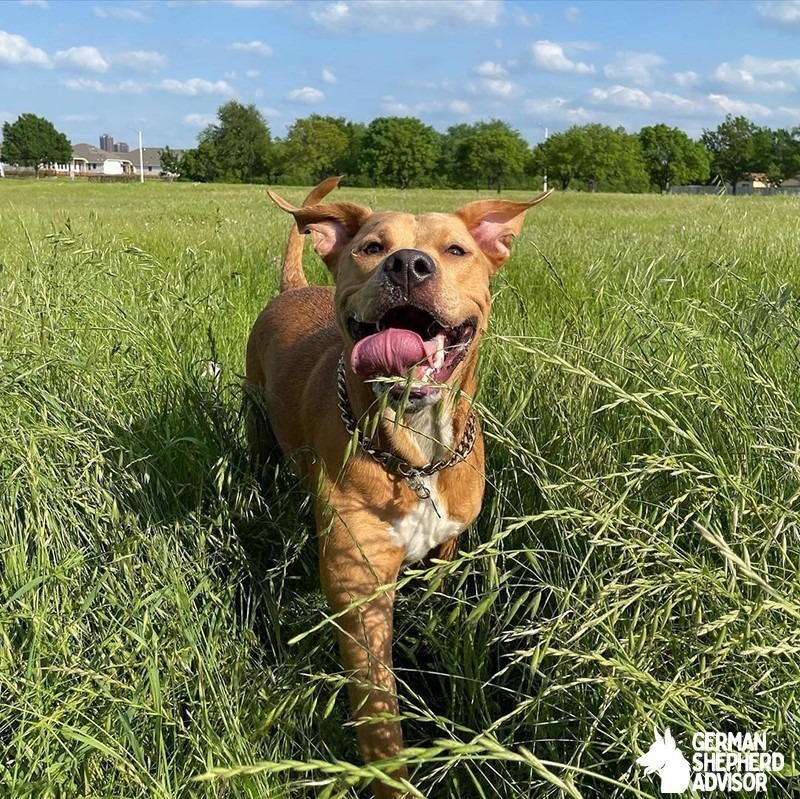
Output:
[2, 0, 800, 150]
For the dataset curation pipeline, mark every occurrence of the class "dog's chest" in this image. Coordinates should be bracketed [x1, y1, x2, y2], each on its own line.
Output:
[388, 475, 464, 563]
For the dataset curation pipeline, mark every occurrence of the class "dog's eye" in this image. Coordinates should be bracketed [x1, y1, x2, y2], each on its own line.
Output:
[362, 242, 384, 255]
[446, 244, 466, 256]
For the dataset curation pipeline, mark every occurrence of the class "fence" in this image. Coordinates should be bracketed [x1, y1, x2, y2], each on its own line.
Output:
[671, 184, 800, 195]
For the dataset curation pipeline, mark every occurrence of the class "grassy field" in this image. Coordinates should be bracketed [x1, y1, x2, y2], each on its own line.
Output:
[1, 179, 798, 798]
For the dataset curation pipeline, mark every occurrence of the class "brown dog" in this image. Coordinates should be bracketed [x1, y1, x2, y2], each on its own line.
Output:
[245, 178, 552, 797]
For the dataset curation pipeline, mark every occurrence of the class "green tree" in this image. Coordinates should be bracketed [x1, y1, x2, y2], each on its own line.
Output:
[159, 146, 181, 175]
[440, 123, 476, 188]
[1, 113, 72, 177]
[533, 124, 648, 192]
[361, 117, 442, 189]
[282, 115, 351, 183]
[639, 124, 710, 192]
[178, 139, 218, 182]
[454, 120, 530, 192]
[198, 101, 272, 183]
[702, 115, 760, 194]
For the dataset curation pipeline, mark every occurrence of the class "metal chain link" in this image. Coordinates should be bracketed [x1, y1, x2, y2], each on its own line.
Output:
[337, 355, 477, 496]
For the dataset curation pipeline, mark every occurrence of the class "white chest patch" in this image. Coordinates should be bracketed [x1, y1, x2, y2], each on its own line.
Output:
[388, 475, 464, 563]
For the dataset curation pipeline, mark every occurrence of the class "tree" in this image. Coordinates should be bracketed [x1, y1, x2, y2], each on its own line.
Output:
[1, 113, 72, 177]
[639, 124, 710, 192]
[454, 120, 530, 192]
[532, 124, 648, 192]
[702, 115, 760, 194]
[440, 123, 476, 188]
[282, 115, 351, 183]
[178, 139, 218, 182]
[197, 101, 271, 183]
[361, 117, 442, 189]
[160, 146, 180, 175]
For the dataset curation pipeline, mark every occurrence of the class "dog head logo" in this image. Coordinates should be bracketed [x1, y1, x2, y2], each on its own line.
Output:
[637, 726, 691, 794]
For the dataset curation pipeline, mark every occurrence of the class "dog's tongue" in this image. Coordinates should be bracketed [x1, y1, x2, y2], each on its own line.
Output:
[352, 329, 439, 378]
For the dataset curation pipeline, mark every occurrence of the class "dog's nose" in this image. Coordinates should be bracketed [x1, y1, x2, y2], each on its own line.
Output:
[383, 249, 436, 292]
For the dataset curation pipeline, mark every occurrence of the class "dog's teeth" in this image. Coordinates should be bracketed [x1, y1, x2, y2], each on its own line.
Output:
[431, 334, 446, 370]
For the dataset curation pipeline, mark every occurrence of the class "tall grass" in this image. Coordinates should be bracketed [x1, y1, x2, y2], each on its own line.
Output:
[0, 181, 798, 797]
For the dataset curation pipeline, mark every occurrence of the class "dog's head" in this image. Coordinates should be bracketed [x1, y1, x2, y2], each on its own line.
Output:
[269, 183, 552, 412]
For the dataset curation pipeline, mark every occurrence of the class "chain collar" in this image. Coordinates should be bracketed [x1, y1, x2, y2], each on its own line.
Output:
[336, 354, 477, 501]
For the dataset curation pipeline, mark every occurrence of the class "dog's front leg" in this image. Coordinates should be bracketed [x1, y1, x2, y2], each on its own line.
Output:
[318, 507, 409, 799]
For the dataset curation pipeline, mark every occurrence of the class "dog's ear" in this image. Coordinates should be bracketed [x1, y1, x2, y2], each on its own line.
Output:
[268, 188, 372, 269]
[456, 189, 553, 274]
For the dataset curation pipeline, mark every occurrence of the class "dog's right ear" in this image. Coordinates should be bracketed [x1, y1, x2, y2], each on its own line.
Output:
[268, 188, 372, 270]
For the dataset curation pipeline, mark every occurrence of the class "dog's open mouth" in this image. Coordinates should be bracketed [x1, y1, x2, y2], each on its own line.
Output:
[348, 306, 476, 401]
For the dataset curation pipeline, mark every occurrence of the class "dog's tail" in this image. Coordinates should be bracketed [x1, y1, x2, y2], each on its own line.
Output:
[279, 176, 342, 292]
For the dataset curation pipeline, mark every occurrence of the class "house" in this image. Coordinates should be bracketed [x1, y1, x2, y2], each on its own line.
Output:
[736, 172, 770, 191]
[128, 147, 184, 177]
[69, 143, 135, 175]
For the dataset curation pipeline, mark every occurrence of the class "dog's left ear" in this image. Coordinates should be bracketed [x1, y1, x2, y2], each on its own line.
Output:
[268, 189, 372, 270]
[456, 189, 554, 274]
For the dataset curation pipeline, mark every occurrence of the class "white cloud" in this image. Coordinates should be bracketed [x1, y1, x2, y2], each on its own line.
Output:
[532, 40, 595, 74]
[712, 55, 800, 92]
[183, 113, 216, 127]
[260, 105, 282, 117]
[93, 5, 151, 22]
[380, 95, 470, 116]
[524, 96, 569, 116]
[381, 95, 411, 114]
[55, 46, 109, 73]
[19, 0, 49, 7]
[160, 78, 234, 96]
[225, 0, 291, 6]
[590, 84, 652, 110]
[588, 84, 708, 117]
[481, 78, 521, 97]
[62, 113, 99, 122]
[114, 50, 168, 72]
[287, 86, 324, 103]
[672, 70, 698, 87]
[474, 60, 507, 77]
[603, 51, 664, 86]
[245, 69, 261, 78]
[564, 5, 580, 23]
[310, 0, 504, 33]
[512, 7, 541, 26]
[229, 40, 273, 56]
[0, 30, 52, 68]
[755, 0, 800, 25]
[224, 71, 237, 79]
[322, 67, 337, 84]
[707, 93, 771, 117]
[61, 77, 145, 94]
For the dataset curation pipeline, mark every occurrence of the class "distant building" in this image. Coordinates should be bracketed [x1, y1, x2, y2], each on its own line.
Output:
[99, 133, 114, 152]
[129, 146, 185, 177]
[71, 143, 135, 175]
[113, 142, 130, 154]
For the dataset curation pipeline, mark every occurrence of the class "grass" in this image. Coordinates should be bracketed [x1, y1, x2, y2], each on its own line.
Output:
[0, 179, 798, 798]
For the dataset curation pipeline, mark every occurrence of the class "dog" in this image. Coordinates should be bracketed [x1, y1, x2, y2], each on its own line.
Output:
[637, 727, 691, 794]
[245, 177, 552, 798]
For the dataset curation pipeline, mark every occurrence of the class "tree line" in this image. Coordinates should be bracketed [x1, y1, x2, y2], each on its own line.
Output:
[158, 103, 800, 194]
[4, 104, 800, 193]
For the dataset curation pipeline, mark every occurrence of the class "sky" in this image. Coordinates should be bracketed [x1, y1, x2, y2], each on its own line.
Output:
[2, 0, 800, 150]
